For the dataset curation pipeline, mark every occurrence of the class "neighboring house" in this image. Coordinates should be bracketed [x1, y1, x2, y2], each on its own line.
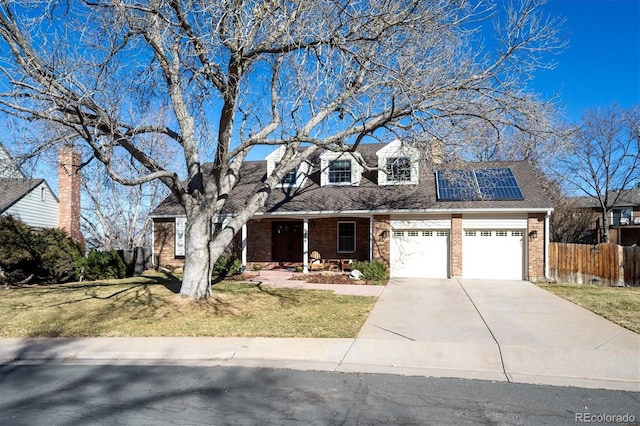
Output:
[151, 140, 553, 281]
[0, 144, 84, 246]
[572, 189, 640, 246]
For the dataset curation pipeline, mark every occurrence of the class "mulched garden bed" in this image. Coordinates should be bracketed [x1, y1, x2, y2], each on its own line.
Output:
[292, 273, 387, 286]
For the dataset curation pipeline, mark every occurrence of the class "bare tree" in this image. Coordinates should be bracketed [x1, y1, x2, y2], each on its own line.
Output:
[546, 179, 595, 244]
[0, 0, 565, 298]
[550, 198, 595, 243]
[554, 105, 640, 242]
[81, 162, 169, 251]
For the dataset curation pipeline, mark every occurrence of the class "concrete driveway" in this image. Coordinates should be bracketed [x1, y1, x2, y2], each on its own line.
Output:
[344, 278, 640, 390]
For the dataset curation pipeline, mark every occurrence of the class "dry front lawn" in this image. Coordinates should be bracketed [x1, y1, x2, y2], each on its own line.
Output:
[538, 283, 640, 334]
[0, 272, 376, 338]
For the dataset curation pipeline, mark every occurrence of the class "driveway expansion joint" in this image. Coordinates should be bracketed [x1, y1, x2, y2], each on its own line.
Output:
[456, 279, 511, 382]
[593, 329, 624, 350]
[370, 325, 416, 341]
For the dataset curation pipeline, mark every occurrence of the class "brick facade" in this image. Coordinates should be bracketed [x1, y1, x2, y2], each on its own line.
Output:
[527, 213, 546, 281]
[154, 213, 550, 279]
[245, 217, 372, 263]
[246, 219, 272, 262]
[372, 215, 390, 266]
[451, 214, 463, 276]
[309, 217, 370, 260]
[153, 218, 183, 268]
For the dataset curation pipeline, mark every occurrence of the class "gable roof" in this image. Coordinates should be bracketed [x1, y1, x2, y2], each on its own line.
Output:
[151, 143, 553, 217]
[572, 188, 640, 209]
[0, 178, 48, 213]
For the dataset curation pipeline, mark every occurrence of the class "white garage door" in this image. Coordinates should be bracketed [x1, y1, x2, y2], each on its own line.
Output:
[463, 229, 524, 280]
[391, 229, 449, 278]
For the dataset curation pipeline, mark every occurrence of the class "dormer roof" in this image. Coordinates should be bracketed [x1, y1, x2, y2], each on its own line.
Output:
[151, 142, 553, 217]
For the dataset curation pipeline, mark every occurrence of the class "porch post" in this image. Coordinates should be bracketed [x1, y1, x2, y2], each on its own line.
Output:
[303, 218, 309, 273]
[369, 216, 374, 261]
[241, 223, 247, 271]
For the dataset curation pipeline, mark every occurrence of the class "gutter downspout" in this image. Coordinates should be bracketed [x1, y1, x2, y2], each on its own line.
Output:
[545, 209, 551, 280]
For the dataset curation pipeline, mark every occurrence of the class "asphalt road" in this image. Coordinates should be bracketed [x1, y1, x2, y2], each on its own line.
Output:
[0, 364, 637, 425]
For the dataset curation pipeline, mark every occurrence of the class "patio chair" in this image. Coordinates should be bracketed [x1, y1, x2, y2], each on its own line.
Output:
[309, 251, 326, 271]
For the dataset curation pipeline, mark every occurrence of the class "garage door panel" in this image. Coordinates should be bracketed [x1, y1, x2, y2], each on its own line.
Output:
[391, 229, 449, 278]
[463, 229, 524, 280]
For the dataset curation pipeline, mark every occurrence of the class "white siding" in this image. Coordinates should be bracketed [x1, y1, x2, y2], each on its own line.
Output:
[5, 182, 58, 228]
[319, 151, 363, 187]
[391, 216, 451, 229]
[462, 215, 527, 229]
[265, 146, 311, 189]
[376, 139, 420, 185]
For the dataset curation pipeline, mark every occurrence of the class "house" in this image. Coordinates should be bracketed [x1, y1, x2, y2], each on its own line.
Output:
[572, 189, 640, 245]
[0, 144, 84, 246]
[150, 140, 553, 281]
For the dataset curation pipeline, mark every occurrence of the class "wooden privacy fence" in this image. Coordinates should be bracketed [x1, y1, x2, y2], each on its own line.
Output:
[549, 242, 640, 287]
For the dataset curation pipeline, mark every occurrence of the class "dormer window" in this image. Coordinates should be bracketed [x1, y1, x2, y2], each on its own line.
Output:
[376, 139, 419, 185]
[281, 167, 297, 185]
[265, 146, 311, 189]
[320, 151, 363, 187]
[329, 160, 352, 184]
[386, 157, 412, 182]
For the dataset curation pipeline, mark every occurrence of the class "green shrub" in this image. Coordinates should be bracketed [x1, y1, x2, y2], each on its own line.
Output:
[37, 228, 83, 283]
[0, 215, 82, 284]
[351, 259, 389, 281]
[212, 254, 242, 278]
[78, 249, 126, 281]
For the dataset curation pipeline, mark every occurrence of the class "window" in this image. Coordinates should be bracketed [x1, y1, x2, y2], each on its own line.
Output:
[465, 230, 476, 237]
[393, 230, 404, 237]
[613, 208, 632, 225]
[329, 159, 352, 184]
[280, 167, 297, 185]
[338, 222, 356, 252]
[407, 230, 419, 237]
[496, 231, 508, 237]
[480, 230, 492, 237]
[40, 186, 46, 201]
[385, 157, 412, 182]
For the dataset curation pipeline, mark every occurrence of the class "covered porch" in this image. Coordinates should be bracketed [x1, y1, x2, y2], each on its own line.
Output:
[239, 215, 390, 273]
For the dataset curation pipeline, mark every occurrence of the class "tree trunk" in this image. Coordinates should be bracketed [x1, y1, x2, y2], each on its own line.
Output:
[601, 210, 610, 243]
[180, 207, 213, 299]
[179, 204, 241, 299]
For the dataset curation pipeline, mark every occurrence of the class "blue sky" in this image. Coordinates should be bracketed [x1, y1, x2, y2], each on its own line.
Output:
[4, 1, 639, 173]
[533, 0, 639, 121]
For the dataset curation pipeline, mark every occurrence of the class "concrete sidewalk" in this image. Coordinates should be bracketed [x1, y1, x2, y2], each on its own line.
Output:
[0, 275, 638, 392]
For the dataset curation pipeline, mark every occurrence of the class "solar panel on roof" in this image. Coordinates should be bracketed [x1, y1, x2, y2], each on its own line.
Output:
[435, 167, 524, 201]
[435, 169, 480, 201]
[475, 168, 524, 200]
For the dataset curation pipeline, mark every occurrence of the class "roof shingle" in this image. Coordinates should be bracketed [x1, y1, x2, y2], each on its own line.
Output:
[151, 143, 553, 217]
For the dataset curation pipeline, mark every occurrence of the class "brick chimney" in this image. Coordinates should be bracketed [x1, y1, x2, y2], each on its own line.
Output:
[430, 138, 443, 165]
[58, 147, 84, 248]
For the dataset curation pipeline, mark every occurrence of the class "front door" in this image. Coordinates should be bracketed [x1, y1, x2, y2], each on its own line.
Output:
[272, 221, 303, 262]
